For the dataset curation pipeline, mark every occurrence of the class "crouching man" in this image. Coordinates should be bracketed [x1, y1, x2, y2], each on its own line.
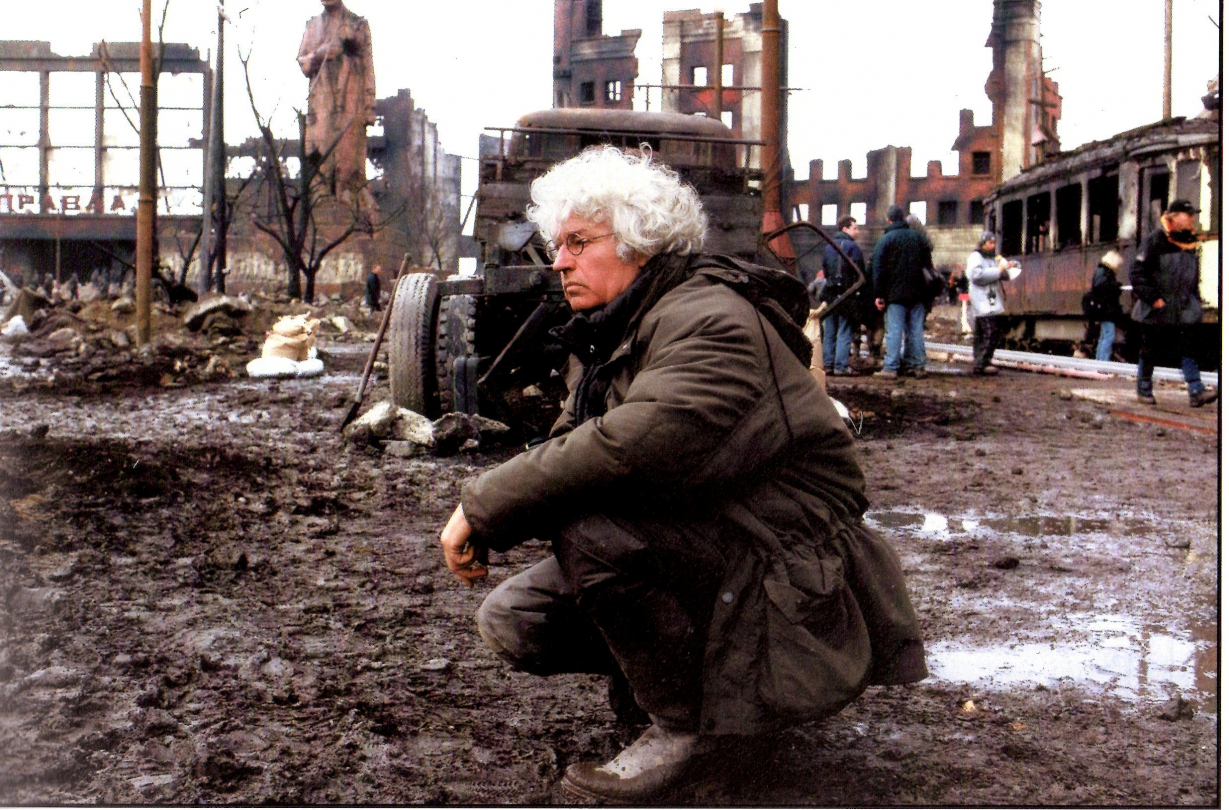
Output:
[439, 146, 927, 803]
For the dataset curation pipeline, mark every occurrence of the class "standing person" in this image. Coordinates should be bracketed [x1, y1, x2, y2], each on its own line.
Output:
[966, 232, 1015, 375]
[1130, 199, 1218, 407]
[439, 147, 926, 803]
[871, 204, 933, 378]
[364, 264, 382, 311]
[1082, 250, 1124, 362]
[819, 216, 864, 376]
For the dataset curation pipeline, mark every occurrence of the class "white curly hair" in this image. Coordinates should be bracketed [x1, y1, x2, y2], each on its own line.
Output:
[525, 145, 708, 262]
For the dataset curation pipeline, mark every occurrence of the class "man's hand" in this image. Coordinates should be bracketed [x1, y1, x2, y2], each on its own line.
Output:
[875, 298, 886, 311]
[1152, 298, 1165, 310]
[440, 504, 487, 587]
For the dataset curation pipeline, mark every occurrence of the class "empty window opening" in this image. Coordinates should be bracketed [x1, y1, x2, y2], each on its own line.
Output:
[908, 201, 926, 224]
[585, 0, 602, 37]
[1087, 174, 1119, 243]
[820, 204, 838, 226]
[1001, 199, 1024, 256]
[849, 202, 867, 224]
[969, 199, 985, 226]
[692, 66, 708, 87]
[1025, 191, 1051, 254]
[795, 203, 809, 222]
[936, 200, 959, 226]
[972, 151, 992, 175]
[604, 80, 622, 103]
[1055, 183, 1082, 249]
[720, 110, 733, 129]
[721, 63, 734, 86]
[579, 81, 595, 105]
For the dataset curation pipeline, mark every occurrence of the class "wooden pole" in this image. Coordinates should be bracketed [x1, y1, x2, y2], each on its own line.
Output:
[1162, 0, 1173, 120]
[135, 0, 155, 343]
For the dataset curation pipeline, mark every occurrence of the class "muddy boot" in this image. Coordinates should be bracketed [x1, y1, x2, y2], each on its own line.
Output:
[608, 671, 650, 728]
[560, 723, 714, 803]
[1190, 388, 1218, 408]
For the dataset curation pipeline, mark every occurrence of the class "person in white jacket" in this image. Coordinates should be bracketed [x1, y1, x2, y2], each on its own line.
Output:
[966, 232, 1016, 375]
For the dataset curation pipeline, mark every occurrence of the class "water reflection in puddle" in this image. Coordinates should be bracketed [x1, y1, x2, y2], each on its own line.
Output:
[868, 511, 1156, 538]
[866, 509, 1218, 712]
[926, 613, 1218, 712]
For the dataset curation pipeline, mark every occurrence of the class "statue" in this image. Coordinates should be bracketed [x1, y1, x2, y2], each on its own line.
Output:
[297, 0, 376, 206]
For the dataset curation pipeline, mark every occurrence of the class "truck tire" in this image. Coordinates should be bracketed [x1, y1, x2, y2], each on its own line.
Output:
[388, 273, 440, 417]
[436, 294, 477, 414]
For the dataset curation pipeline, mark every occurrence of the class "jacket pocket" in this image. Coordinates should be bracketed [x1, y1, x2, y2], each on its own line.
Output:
[757, 556, 872, 718]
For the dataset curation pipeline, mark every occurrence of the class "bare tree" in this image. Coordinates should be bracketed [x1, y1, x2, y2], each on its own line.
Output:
[238, 49, 390, 303]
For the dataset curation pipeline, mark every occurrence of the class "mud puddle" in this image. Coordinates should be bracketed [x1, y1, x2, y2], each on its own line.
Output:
[868, 508, 1218, 713]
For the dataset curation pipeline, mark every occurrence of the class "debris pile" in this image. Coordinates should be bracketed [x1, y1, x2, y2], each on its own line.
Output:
[342, 400, 513, 456]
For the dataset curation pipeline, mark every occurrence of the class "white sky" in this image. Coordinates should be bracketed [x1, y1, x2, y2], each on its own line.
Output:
[4, 0, 1222, 200]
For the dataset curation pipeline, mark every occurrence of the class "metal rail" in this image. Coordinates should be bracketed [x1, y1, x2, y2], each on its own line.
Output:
[928, 342, 1220, 388]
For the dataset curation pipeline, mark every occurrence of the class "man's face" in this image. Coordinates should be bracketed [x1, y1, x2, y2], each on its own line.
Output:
[1168, 212, 1196, 231]
[844, 223, 860, 240]
[551, 215, 646, 312]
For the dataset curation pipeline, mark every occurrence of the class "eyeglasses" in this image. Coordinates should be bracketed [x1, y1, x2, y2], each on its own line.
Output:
[546, 232, 615, 260]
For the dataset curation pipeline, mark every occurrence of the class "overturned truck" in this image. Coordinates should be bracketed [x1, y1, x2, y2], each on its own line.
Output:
[384, 109, 766, 437]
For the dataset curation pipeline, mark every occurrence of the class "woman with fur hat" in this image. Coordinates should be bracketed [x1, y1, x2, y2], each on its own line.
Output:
[1083, 250, 1124, 361]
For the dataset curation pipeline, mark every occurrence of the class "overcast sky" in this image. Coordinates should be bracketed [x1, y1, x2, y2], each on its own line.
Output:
[5, 0, 1222, 197]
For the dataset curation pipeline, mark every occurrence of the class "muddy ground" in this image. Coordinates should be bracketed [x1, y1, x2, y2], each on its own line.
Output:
[0, 302, 1218, 805]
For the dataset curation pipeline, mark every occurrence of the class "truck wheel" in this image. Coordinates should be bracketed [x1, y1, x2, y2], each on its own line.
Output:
[436, 294, 477, 414]
[388, 273, 440, 416]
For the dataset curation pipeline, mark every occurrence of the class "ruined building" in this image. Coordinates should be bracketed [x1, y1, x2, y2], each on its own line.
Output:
[660, 3, 787, 167]
[0, 40, 462, 296]
[787, 0, 1062, 269]
[552, 0, 641, 110]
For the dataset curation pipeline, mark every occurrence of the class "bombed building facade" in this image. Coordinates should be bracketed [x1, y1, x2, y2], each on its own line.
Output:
[0, 41, 462, 299]
[787, 0, 1062, 270]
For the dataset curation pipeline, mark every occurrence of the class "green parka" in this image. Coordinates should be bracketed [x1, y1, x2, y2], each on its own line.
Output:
[462, 253, 926, 736]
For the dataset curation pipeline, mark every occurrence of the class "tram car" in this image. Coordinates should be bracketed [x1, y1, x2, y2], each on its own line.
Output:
[983, 113, 1219, 361]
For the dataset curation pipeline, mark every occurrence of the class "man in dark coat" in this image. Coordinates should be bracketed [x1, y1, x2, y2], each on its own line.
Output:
[870, 204, 933, 378]
[819, 215, 865, 375]
[438, 147, 926, 803]
[1129, 199, 1217, 407]
[364, 264, 382, 310]
[1083, 250, 1124, 361]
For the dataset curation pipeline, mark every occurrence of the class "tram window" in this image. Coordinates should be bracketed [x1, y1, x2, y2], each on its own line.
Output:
[1001, 200, 1023, 256]
[1055, 183, 1082, 249]
[969, 199, 985, 226]
[1175, 160, 1200, 205]
[1146, 172, 1169, 227]
[1087, 174, 1119, 243]
[1025, 191, 1051, 254]
[936, 200, 958, 226]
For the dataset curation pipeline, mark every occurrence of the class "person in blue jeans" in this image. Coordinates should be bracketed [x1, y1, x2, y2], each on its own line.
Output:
[1129, 199, 1218, 408]
[1083, 250, 1124, 361]
[819, 216, 864, 375]
[870, 205, 933, 378]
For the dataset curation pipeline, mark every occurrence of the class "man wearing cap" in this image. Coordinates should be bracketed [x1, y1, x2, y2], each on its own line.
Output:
[1129, 199, 1218, 408]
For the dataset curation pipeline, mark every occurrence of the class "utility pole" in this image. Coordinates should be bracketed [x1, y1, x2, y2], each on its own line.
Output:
[759, 0, 792, 259]
[1162, 0, 1173, 120]
[135, 0, 155, 343]
[713, 11, 724, 121]
[201, 1, 226, 293]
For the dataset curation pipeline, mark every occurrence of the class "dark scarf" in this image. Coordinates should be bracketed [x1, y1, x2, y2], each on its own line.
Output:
[978, 246, 996, 258]
[551, 253, 695, 424]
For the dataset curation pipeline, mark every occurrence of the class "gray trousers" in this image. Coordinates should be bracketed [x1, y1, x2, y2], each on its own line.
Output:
[475, 513, 727, 731]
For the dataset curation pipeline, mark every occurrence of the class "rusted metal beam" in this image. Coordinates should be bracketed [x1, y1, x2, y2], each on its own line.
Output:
[713, 11, 724, 120]
[759, 0, 792, 259]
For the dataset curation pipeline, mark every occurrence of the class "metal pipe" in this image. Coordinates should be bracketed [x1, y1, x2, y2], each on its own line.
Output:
[927, 342, 1220, 387]
[759, 0, 792, 259]
[135, 0, 154, 343]
[1163, 0, 1173, 120]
